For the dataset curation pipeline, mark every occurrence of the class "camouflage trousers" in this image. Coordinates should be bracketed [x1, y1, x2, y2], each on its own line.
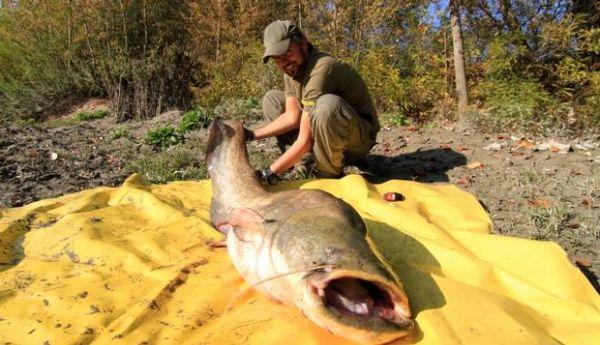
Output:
[262, 90, 376, 177]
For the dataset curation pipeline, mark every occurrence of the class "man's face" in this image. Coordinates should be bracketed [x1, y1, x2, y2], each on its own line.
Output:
[273, 39, 307, 79]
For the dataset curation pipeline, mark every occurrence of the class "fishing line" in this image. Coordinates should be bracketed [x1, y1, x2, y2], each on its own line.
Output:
[221, 263, 336, 318]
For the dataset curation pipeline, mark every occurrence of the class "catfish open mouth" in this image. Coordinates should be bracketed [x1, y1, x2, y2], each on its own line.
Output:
[312, 277, 411, 327]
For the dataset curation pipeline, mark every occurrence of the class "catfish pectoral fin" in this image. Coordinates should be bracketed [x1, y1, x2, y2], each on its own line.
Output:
[229, 208, 269, 243]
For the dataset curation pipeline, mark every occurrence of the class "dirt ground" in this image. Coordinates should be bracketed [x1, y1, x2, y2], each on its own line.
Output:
[1, 105, 598, 288]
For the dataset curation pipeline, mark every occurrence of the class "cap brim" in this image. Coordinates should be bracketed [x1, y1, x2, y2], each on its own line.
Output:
[263, 38, 291, 63]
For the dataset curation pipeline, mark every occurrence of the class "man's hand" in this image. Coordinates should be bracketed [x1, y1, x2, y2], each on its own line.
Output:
[256, 167, 277, 185]
[243, 127, 255, 141]
[268, 111, 313, 174]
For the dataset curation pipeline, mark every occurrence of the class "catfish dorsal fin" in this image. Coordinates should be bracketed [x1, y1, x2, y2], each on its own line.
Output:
[229, 208, 268, 242]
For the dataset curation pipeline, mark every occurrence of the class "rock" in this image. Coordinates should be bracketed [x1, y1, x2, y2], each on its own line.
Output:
[534, 140, 572, 154]
[484, 142, 506, 151]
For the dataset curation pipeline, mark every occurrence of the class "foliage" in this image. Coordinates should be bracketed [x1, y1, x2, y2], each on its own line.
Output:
[191, 41, 280, 112]
[74, 109, 109, 121]
[144, 126, 184, 148]
[0, 0, 598, 133]
[125, 148, 207, 184]
[0, 1, 100, 119]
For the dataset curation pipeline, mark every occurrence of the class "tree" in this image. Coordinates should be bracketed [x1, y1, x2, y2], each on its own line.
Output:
[450, 0, 468, 119]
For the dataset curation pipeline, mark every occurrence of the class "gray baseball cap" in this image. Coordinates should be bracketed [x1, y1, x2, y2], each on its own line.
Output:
[262, 20, 300, 63]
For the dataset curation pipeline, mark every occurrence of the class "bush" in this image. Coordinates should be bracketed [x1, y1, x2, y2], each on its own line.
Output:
[358, 45, 446, 123]
[191, 41, 280, 115]
[0, 1, 100, 120]
[470, 76, 555, 132]
[145, 126, 184, 148]
[178, 107, 214, 133]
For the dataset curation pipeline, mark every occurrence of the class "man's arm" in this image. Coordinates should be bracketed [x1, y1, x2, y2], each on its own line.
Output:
[269, 111, 313, 174]
[253, 96, 302, 139]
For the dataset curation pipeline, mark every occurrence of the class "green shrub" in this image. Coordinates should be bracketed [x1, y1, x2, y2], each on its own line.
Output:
[109, 127, 131, 140]
[178, 107, 214, 133]
[125, 148, 207, 184]
[471, 76, 555, 132]
[145, 126, 184, 148]
[358, 45, 446, 122]
[75, 109, 109, 121]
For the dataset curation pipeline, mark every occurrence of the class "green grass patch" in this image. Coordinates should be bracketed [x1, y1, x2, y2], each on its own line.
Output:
[529, 206, 573, 240]
[42, 118, 78, 128]
[380, 111, 409, 127]
[15, 118, 37, 126]
[125, 148, 207, 183]
[109, 127, 131, 140]
[74, 109, 109, 121]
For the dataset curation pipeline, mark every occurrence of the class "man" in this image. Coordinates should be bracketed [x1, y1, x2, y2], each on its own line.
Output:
[247, 20, 379, 182]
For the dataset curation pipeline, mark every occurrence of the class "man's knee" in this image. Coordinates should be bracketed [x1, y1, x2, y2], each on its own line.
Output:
[311, 94, 348, 133]
[262, 90, 285, 121]
[313, 94, 344, 117]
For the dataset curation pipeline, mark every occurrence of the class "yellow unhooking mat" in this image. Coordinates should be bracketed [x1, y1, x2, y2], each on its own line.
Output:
[0, 174, 598, 344]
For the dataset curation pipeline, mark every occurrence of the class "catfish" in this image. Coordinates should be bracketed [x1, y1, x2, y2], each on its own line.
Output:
[206, 119, 413, 344]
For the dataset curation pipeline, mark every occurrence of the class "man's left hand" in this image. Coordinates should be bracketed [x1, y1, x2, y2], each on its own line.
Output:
[243, 127, 255, 141]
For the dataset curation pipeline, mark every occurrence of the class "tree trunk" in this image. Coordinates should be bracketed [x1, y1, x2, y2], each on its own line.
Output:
[450, 0, 468, 120]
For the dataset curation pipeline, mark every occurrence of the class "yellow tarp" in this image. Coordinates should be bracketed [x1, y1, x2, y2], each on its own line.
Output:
[0, 174, 598, 344]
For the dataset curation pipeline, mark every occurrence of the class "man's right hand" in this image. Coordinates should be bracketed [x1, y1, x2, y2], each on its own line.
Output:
[256, 167, 277, 185]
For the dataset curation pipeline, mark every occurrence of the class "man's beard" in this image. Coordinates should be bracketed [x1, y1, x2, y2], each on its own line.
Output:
[286, 61, 306, 80]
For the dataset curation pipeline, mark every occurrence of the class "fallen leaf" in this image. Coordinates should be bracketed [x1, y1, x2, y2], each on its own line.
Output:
[575, 259, 591, 267]
[550, 145, 560, 153]
[457, 145, 468, 151]
[567, 222, 580, 229]
[527, 198, 552, 208]
[466, 162, 484, 169]
[516, 139, 535, 149]
[439, 144, 451, 149]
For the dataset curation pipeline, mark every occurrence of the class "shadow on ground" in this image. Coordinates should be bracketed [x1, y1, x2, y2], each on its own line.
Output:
[350, 148, 467, 184]
[366, 218, 447, 343]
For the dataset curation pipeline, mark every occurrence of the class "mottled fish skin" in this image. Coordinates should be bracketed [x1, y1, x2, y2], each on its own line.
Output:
[206, 119, 413, 344]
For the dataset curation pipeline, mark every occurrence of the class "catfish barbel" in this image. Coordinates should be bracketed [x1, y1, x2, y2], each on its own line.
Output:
[206, 119, 413, 344]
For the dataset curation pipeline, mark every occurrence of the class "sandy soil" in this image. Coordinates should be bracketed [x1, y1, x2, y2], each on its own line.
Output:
[1, 108, 598, 289]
